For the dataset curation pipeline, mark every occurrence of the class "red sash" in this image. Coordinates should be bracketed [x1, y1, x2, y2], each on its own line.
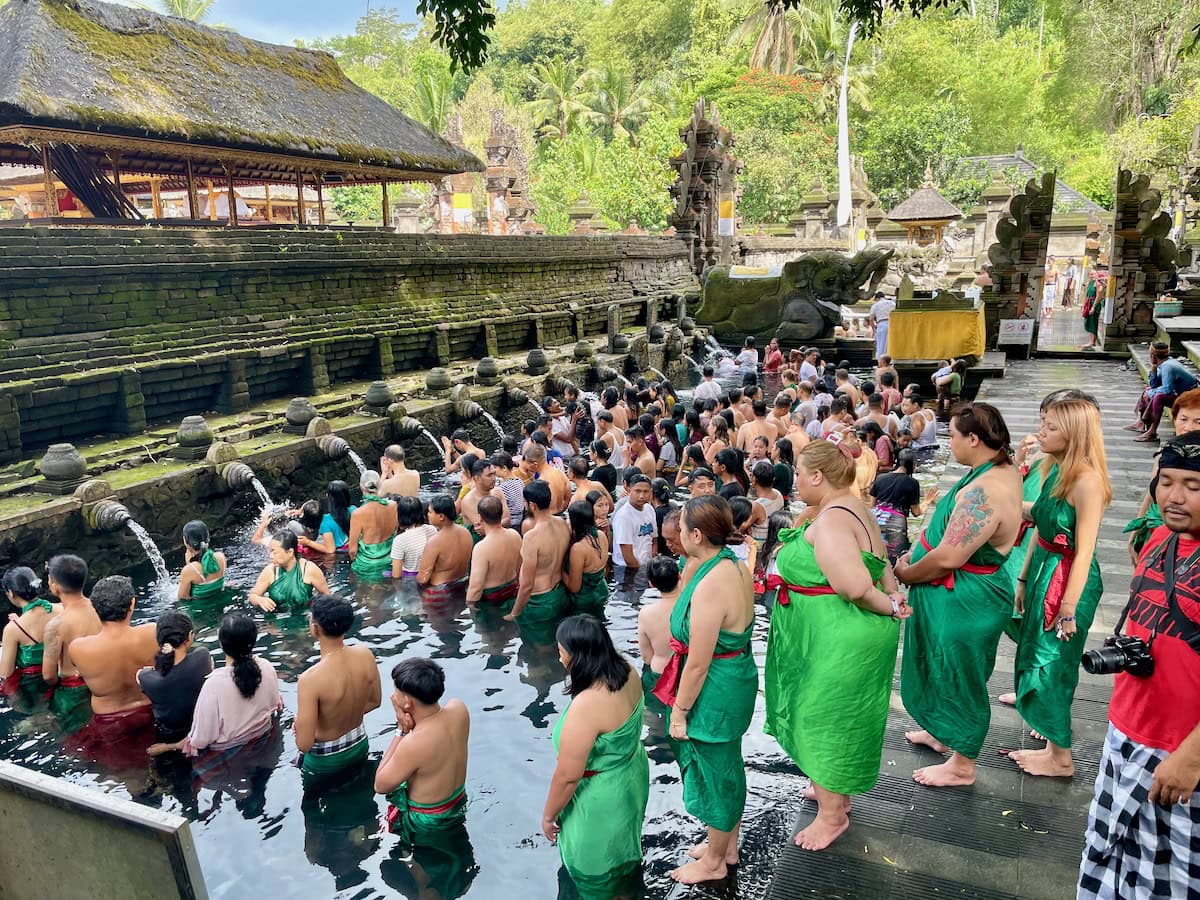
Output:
[0, 665, 43, 697]
[919, 534, 1001, 590]
[385, 787, 467, 829]
[57, 674, 87, 689]
[764, 574, 838, 607]
[1036, 533, 1075, 629]
[479, 580, 519, 604]
[651, 637, 746, 708]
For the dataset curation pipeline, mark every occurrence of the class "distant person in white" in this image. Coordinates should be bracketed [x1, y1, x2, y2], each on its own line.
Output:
[735, 337, 759, 377]
[693, 365, 722, 403]
[869, 291, 895, 363]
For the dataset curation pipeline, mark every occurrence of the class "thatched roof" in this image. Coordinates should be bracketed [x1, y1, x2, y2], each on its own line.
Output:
[887, 184, 962, 223]
[0, 0, 482, 180]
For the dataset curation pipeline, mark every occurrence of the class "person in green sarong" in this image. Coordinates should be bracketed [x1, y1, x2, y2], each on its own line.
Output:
[655, 495, 757, 885]
[765, 440, 907, 851]
[375, 657, 471, 848]
[544, 615, 649, 898]
[1080, 274, 1102, 350]
[507, 481, 572, 625]
[1124, 388, 1200, 562]
[894, 403, 1024, 788]
[563, 501, 610, 617]
[1009, 395, 1110, 778]
[0, 566, 57, 708]
[249, 531, 330, 614]
[349, 471, 397, 581]
[178, 520, 227, 603]
[466, 496, 523, 615]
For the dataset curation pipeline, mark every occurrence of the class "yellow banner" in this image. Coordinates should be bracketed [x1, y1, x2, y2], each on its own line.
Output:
[718, 199, 734, 219]
[452, 193, 473, 210]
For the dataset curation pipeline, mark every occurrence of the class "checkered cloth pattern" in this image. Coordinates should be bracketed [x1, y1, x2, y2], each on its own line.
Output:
[1079, 723, 1200, 899]
[307, 723, 367, 757]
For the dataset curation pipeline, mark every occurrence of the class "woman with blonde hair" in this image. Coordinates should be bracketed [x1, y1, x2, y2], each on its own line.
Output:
[1008, 395, 1110, 778]
[702, 416, 731, 465]
[765, 439, 908, 850]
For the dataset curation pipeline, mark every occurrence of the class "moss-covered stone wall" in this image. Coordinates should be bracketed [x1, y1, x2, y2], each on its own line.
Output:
[0, 227, 697, 462]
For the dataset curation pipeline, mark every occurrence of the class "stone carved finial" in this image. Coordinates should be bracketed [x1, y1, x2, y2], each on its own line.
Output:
[922, 160, 934, 189]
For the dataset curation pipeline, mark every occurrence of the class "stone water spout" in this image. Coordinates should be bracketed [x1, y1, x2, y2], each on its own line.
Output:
[395, 416, 426, 439]
[316, 434, 350, 460]
[505, 384, 530, 408]
[88, 498, 132, 533]
[221, 461, 257, 491]
[451, 385, 483, 420]
[545, 371, 576, 397]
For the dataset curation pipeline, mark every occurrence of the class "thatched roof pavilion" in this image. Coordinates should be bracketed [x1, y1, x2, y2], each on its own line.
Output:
[0, 0, 482, 224]
[884, 163, 963, 246]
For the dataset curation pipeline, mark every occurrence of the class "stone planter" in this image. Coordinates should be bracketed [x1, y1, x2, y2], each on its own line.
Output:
[36, 443, 88, 495]
[611, 334, 629, 353]
[573, 341, 594, 362]
[427, 368, 452, 396]
[283, 397, 317, 435]
[649, 322, 666, 342]
[173, 415, 214, 460]
[363, 381, 394, 416]
[526, 348, 548, 375]
[680, 317, 696, 335]
[476, 357, 500, 386]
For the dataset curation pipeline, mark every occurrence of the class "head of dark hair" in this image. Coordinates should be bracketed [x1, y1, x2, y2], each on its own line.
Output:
[391, 657, 445, 705]
[536, 415, 552, 429]
[468, 456, 492, 478]
[451, 428, 471, 444]
[744, 336, 756, 348]
[880, 371, 895, 387]
[625, 425, 645, 442]
[895, 448, 917, 474]
[690, 466, 716, 484]
[491, 451, 515, 471]
[395, 495, 426, 530]
[153, 611, 194, 677]
[556, 614, 631, 697]
[751, 399, 767, 418]
[728, 388, 743, 404]
[501, 435, 520, 454]
[775, 436, 795, 467]
[602, 386, 619, 408]
[429, 494, 458, 521]
[951, 402, 1012, 466]
[566, 500, 598, 547]
[182, 520, 210, 556]
[626, 472, 651, 490]
[703, 365, 714, 378]
[274, 529, 299, 557]
[91, 575, 135, 623]
[590, 439, 612, 461]
[323, 481, 353, 535]
[524, 479, 552, 510]
[48, 554, 87, 593]
[751, 460, 775, 487]
[220, 613, 263, 699]
[568, 456, 589, 479]
[683, 494, 736, 546]
[457, 452, 480, 477]
[759, 510, 797, 575]
[650, 477, 673, 504]
[3, 566, 42, 602]
[862, 420, 883, 440]
[298, 499, 322, 534]
[311, 593, 354, 638]
[522, 419, 537, 437]
[528, 430, 549, 447]
[647, 554, 681, 593]
[478, 494, 504, 525]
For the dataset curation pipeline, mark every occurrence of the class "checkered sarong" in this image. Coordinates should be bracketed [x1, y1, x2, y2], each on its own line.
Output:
[1079, 723, 1200, 899]
[307, 723, 367, 757]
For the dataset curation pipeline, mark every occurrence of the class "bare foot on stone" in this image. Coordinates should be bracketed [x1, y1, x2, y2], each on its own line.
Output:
[913, 759, 975, 787]
[802, 783, 850, 813]
[795, 813, 850, 851]
[905, 729, 949, 753]
[1014, 750, 1074, 777]
[670, 858, 728, 884]
[686, 842, 738, 866]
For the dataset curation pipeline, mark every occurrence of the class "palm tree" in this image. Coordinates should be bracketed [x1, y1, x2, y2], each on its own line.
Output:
[527, 59, 590, 143]
[582, 66, 657, 142]
[728, 0, 817, 75]
[792, 1, 871, 117]
[156, 0, 216, 21]
[414, 69, 454, 133]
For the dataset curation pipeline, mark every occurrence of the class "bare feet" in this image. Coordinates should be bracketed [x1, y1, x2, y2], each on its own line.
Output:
[913, 756, 976, 787]
[997, 692, 1016, 706]
[1010, 745, 1074, 777]
[802, 783, 851, 813]
[670, 858, 727, 884]
[1135, 432, 1160, 442]
[1123, 422, 1147, 432]
[686, 842, 739, 866]
[795, 812, 850, 851]
[905, 729, 949, 753]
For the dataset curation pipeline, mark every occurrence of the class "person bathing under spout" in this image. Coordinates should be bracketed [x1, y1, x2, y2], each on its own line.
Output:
[295, 594, 381, 789]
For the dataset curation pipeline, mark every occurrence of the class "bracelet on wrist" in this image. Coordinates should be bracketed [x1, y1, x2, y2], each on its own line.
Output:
[1060, 615, 1076, 622]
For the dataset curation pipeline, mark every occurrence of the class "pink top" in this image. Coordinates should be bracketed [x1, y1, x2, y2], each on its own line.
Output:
[183, 657, 284, 756]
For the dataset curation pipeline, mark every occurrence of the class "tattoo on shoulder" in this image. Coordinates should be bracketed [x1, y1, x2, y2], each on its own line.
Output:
[943, 486, 993, 548]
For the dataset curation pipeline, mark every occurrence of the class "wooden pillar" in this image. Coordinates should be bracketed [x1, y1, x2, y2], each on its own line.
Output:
[315, 174, 326, 225]
[225, 167, 237, 227]
[296, 170, 305, 226]
[110, 153, 123, 211]
[185, 159, 198, 220]
[40, 145, 55, 218]
[264, 184, 273, 223]
[150, 178, 163, 219]
[206, 180, 216, 221]
[381, 181, 389, 228]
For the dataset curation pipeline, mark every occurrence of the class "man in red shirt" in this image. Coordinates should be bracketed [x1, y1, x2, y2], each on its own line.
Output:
[1079, 433, 1200, 899]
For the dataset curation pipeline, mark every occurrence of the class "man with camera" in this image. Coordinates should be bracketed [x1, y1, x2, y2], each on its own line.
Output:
[1079, 433, 1200, 899]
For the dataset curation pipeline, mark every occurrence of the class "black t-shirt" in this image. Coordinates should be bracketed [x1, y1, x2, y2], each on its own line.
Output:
[593, 464, 618, 497]
[870, 473, 920, 515]
[137, 647, 213, 740]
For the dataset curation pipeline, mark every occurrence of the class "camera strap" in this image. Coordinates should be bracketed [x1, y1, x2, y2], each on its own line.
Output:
[1161, 535, 1200, 656]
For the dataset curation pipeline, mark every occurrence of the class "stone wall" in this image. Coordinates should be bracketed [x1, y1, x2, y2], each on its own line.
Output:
[0, 227, 698, 461]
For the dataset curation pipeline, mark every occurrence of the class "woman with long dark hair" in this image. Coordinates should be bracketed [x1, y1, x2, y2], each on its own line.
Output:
[585, 490, 614, 551]
[675, 442, 707, 490]
[713, 447, 750, 495]
[772, 437, 795, 503]
[543, 615, 648, 896]
[589, 440, 619, 498]
[139, 611, 213, 752]
[656, 418, 683, 477]
[0, 566, 55, 699]
[655, 496, 757, 884]
[178, 520, 227, 602]
[564, 502, 610, 616]
[306, 480, 355, 554]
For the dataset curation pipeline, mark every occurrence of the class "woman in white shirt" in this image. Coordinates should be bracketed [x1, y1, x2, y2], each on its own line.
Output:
[391, 496, 437, 579]
[735, 336, 759, 377]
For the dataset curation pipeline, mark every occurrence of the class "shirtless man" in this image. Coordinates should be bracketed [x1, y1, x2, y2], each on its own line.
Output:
[724, 390, 747, 428]
[379, 444, 420, 497]
[506, 480, 571, 623]
[375, 658, 470, 843]
[418, 495, 473, 598]
[466, 496, 524, 612]
[460, 457, 510, 539]
[858, 393, 898, 439]
[736, 400, 776, 453]
[41, 554, 100, 730]
[519, 443, 570, 514]
[68, 575, 158, 763]
[567, 456, 613, 507]
[441, 429, 485, 475]
[601, 387, 629, 431]
[835, 369, 861, 409]
[767, 394, 792, 440]
[637, 555, 684, 705]
[295, 594, 381, 787]
[893, 402, 1023, 788]
[348, 470, 397, 580]
[625, 426, 657, 478]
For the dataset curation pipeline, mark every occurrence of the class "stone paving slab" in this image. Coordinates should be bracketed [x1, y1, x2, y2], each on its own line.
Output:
[753, 359, 1160, 900]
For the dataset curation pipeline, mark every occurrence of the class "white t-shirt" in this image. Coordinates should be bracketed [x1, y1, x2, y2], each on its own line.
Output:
[799, 361, 819, 382]
[736, 349, 759, 374]
[611, 502, 658, 568]
[551, 415, 574, 459]
[870, 298, 896, 323]
[391, 524, 437, 574]
[693, 379, 722, 403]
[659, 441, 678, 467]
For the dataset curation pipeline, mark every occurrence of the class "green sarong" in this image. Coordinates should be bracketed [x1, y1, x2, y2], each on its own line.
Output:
[517, 582, 570, 627]
[352, 536, 395, 581]
[267, 561, 314, 613]
[1124, 501, 1162, 558]
[570, 569, 609, 616]
[661, 547, 757, 832]
[188, 549, 226, 602]
[765, 523, 897, 795]
[301, 729, 369, 787]
[1002, 458, 1046, 641]
[640, 665, 668, 718]
[50, 678, 93, 735]
[553, 697, 649, 899]
[1013, 465, 1103, 748]
[478, 579, 518, 616]
[386, 783, 468, 844]
[900, 462, 1013, 759]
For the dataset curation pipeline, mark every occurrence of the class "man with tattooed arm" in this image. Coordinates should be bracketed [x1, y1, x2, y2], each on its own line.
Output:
[894, 403, 1023, 787]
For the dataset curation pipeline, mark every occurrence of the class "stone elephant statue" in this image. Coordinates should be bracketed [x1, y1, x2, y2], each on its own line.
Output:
[695, 249, 894, 344]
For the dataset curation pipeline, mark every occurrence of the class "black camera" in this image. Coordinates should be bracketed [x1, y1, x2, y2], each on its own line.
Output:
[1081, 634, 1155, 678]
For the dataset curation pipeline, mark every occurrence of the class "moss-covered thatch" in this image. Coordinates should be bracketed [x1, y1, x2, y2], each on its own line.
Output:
[0, 0, 483, 177]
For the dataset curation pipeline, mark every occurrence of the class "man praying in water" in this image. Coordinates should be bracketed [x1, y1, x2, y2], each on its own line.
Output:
[375, 658, 470, 844]
[294, 594, 381, 788]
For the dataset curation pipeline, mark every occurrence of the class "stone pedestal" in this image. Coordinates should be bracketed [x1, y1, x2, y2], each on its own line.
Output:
[35, 443, 87, 495]
[173, 415, 214, 461]
[283, 397, 317, 435]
